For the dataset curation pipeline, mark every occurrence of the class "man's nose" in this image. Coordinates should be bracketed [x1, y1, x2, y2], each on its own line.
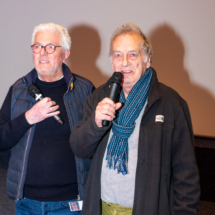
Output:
[122, 54, 129, 66]
[40, 46, 48, 55]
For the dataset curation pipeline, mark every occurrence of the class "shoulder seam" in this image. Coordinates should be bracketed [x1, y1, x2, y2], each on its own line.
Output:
[75, 76, 93, 87]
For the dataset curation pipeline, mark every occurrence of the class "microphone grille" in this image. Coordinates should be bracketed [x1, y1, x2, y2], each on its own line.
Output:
[110, 72, 123, 84]
[28, 85, 40, 98]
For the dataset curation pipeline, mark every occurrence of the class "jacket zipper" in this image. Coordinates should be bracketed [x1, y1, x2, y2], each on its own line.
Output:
[63, 77, 80, 200]
[16, 127, 32, 200]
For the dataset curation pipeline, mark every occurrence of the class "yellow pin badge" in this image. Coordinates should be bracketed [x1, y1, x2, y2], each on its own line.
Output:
[70, 82, 74, 91]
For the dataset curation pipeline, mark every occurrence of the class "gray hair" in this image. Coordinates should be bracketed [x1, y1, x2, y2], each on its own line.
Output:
[31, 23, 71, 51]
[109, 22, 153, 58]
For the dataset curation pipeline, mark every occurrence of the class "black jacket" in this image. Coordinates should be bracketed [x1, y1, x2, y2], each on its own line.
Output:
[70, 68, 200, 215]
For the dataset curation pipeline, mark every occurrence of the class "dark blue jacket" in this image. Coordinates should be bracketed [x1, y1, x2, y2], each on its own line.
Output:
[0, 64, 95, 200]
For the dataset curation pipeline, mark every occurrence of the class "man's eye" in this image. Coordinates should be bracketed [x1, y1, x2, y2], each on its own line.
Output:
[129, 53, 137, 58]
[46, 45, 55, 50]
[115, 54, 122, 58]
[34, 45, 41, 49]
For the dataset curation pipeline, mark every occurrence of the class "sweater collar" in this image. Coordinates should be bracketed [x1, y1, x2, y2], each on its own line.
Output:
[23, 63, 74, 88]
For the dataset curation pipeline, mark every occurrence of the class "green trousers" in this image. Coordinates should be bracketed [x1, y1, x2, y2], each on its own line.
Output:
[102, 200, 133, 215]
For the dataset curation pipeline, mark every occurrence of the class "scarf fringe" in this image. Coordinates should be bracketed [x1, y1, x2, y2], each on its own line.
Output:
[106, 154, 128, 175]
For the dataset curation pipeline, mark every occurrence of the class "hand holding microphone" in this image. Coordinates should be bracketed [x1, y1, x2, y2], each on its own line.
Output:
[95, 72, 123, 127]
[25, 85, 64, 125]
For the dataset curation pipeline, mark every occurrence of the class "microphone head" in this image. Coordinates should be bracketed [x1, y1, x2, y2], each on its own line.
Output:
[28, 85, 41, 99]
[110, 72, 123, 85]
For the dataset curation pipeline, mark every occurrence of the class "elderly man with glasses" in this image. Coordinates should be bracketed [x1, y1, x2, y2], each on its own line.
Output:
[70, 22, 200, 215]
[0, 23, 95, 215]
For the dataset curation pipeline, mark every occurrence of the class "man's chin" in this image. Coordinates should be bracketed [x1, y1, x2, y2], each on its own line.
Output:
[35, 68, 53, 75]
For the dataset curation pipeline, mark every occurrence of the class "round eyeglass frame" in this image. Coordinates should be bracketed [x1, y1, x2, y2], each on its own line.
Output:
[31, 44, 62, 54]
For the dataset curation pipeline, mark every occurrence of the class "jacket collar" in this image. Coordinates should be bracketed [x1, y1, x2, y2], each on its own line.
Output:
[23, 63, 74, 88]
[144, 67, 162, 114]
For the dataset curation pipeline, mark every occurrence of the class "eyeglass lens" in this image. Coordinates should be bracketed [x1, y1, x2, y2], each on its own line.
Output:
[32, 44, 56, 54]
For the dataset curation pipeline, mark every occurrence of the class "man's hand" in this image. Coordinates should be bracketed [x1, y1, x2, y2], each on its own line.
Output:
[95, 97, 122, 128]
[25, 97, 60, 125]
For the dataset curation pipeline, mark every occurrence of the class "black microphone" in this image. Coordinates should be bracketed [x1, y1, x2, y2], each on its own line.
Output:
[102, 72, 123, 127]
[28, 85, 64, 125]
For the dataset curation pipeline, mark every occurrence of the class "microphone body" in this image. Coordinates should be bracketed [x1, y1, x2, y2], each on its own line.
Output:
[102, 72, 123, 126]
[28, 85, 64, 125]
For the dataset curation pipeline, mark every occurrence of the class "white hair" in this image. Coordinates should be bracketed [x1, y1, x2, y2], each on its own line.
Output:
[31, 23, 71, 51]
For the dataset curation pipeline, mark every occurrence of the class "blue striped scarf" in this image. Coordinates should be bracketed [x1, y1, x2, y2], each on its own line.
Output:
[106, 67, 153, 175]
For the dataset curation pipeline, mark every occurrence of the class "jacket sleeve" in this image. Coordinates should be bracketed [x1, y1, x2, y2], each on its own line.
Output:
[70, 90, 111, 159]
[0, 86, 32, 150]
[171, 102, 200, 214]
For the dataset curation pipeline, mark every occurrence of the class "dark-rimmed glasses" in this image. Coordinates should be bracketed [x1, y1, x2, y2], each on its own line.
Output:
[31, 44, 62, 54]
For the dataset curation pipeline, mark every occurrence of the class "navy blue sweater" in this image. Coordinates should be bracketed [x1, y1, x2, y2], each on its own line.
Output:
[23, 78, 78, 201]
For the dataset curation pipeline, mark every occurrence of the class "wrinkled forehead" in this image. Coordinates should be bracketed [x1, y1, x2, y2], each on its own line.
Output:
[112, 32, 144, 53]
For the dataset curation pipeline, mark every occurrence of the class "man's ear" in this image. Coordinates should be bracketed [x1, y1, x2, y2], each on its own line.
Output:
[63, 50, 70, 63]
[146, 57, 151, 68]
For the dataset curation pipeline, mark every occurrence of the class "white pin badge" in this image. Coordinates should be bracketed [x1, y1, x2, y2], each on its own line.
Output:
[155, 115, 164, 122]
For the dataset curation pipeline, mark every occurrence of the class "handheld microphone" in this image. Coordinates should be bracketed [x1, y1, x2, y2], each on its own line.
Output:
[102, 72, 123, 126]
[28, 85, 64, 125]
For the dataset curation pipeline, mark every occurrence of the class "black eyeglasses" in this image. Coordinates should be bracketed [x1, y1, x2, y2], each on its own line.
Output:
[31, 44, 62, 54]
